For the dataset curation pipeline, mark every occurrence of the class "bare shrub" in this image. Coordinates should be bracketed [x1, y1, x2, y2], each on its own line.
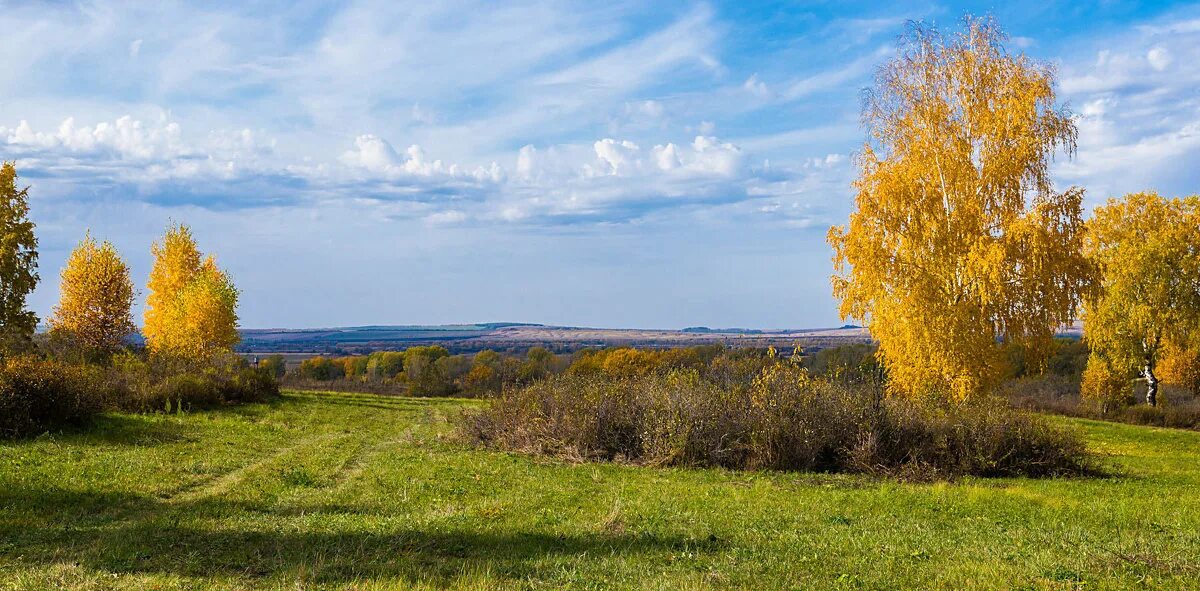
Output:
[461, 365, 1091, 478]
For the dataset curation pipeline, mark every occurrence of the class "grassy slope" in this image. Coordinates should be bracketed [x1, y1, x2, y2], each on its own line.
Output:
[1, 391, 1198, 590]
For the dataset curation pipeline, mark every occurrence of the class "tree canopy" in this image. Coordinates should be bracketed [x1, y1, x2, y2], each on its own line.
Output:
[143, 224, 240, 360]
[49, 233, 136, 356]
[1082, 192, 1200, 406]
[0, 162, 39, 352]
[828, 18, 1091, 401]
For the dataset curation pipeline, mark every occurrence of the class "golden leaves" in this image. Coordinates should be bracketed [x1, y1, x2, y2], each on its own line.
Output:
[1082, 192, 1200, 394]
[49, 233, 136, 354]
[829, 17, 1088, 401]
[143, 224, 240, 360]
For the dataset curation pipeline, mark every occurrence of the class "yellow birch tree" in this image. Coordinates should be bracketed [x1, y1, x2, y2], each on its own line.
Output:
[1082, 192, 1200, 406]
[49, 233, 136, 355]
[143, 224, 240, 360]
[827, 17, 1091, 401]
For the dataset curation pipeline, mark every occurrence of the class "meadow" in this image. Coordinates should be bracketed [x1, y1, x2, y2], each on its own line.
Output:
[2, 389, 1198, 590]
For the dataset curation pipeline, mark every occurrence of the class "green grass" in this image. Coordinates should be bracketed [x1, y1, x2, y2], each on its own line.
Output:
[2, 391, 1198, 589]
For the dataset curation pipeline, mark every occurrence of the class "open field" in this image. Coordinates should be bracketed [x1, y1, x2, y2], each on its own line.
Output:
[2, 390, 1199, 589]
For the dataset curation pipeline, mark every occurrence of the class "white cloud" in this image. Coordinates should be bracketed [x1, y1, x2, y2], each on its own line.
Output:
[592, 139, 641, 175]
[1055, 13, 1200, 201]
[652, 143, 681, 171]
[743, 74, 770, 98]
[424, 209, 467, 225]
[340, 134, 401, 172]
[3, 116, 185, 160]
[1147, 46, 1172, 71]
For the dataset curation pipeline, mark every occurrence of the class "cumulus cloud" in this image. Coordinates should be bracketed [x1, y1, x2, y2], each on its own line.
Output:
[3, 116, 185, 160]
[339, 135, 402, 172]
[1056, 13, 1200, 201]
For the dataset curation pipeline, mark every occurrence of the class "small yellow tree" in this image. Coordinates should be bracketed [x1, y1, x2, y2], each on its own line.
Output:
[143, 223, 201, 352]
[49, 233, 136, 355]
[143, 224, 240, 360]
[172, 257, 239, 359]
[1083, 192, 1200, 406]
[828, 17, 1091, 400]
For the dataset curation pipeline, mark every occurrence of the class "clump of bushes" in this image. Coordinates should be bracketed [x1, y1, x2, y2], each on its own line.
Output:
[461, 363, 1091, 479]
[1009, 375, 1200, 430]
[0, 356, 107, 438]
[105, 352, 279, 412]
[0, 350, 279, 439]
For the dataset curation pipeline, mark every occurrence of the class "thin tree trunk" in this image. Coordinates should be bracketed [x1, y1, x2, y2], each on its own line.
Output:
[1144, 362, 1159, 407]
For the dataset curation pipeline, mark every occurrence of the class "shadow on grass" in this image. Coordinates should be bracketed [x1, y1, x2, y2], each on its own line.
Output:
[0, 484, 722, 586]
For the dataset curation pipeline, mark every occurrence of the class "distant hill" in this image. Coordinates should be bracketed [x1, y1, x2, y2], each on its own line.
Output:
[235, 323, 872, 354]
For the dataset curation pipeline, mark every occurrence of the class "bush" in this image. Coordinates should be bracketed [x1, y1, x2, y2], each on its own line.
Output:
[461, 365, 1091, 479]
[257, 355, 287, 379]
[296, 356, 344, 381]
[366, 351, 405, 379]
[224, 365, 281, 403]
[0, 356, 105, 438]
[402, 346, 453, 396]
[151, 373, 225, 410]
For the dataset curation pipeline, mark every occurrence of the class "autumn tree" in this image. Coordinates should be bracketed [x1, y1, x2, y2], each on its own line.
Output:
[402, 346, 452, 396]
[0, 162, 39, 353]
[366, 351, 405, 379]
[828, 18, 1091, 401]
[48, 233, 136, 357]
[1082, 192, 1200, 406]
[143, 224, 240, 360]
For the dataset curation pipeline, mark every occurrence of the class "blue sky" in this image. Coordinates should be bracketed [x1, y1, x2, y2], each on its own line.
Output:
[5, 1, 1200, 329]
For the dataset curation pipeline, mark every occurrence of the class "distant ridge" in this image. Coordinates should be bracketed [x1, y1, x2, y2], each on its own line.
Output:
[235, 323, 872, 354]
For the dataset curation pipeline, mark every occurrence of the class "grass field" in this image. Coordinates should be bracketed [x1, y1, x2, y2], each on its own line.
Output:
[2, 390, 1199, 590]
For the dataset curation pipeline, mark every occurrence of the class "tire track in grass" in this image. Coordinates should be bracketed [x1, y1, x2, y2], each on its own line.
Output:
[168, 432, 350, 504]
[170, 391, 412, 505]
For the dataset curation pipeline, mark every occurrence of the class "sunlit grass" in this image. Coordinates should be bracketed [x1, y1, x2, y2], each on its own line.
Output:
[2, 390, 1198, 589]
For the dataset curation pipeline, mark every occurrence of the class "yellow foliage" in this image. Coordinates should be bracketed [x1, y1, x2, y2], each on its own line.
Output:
[1079, 354, 1129, 412]
[49, 233, 135, 354]
[827, 18, 1090, 401]
[143, 224, 239, 360]
[1082, 192, 1200, 405]
[600, 348, 660, 378]
[1159, 344, 1200, 397]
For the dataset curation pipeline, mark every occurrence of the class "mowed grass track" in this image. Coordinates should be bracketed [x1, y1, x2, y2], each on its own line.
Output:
[2, 391, 1199, 590]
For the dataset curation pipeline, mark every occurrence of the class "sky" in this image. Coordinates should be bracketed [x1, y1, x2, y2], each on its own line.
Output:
[4, 1, 1200, 330]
